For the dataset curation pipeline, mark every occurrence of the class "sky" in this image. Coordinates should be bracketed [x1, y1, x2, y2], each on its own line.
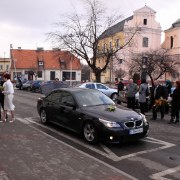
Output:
[0, 0, 179, 58]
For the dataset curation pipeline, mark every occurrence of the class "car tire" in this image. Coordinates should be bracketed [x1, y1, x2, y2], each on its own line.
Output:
[40, 109, 48, 124]
[111, 93, 118, 101]
[83, 122, 98, 144]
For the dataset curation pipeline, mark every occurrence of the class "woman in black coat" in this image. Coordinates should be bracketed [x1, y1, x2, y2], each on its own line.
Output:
[168, 81, 180, 124]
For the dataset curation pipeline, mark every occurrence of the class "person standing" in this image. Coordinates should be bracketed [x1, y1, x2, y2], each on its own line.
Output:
[138, 79, 149, 115]
[168, 80, 180, 124]
[126, 79, 138, 110]
[2, 74, 15, 122]
[150, 80, 168, 120]
[117, 79, 124, 104]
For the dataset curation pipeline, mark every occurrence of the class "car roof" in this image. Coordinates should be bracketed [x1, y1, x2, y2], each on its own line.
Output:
[52, 87, 99, 93]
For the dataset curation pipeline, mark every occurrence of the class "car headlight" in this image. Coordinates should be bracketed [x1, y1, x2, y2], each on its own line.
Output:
[140, 113, 148, 125]
[99, 118, 121, 128]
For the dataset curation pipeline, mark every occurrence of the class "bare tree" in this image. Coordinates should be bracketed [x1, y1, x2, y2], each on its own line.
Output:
[48, 0, 139, 82]
[129, 49, 180, 86]
[81, 63, 90, 81]
[114, 67, 127, 79]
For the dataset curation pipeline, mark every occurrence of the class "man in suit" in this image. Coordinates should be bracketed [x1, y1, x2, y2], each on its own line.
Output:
[151, 80, 168, 120]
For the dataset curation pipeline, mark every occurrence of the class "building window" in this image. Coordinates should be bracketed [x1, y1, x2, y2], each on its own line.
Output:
[143, 19, 147, 25]
[142, 37, 148, 47]
[116, 39, 120, 49]
[39, 61, 44, 65]
[37, 71, 42, 78]
[50, 71, 55, 80]
[103, 44, 107, 53]
[6, 65, 9, 70]
[0, 65, 3, 70]
[170, 36, 174, 48]
[119, 59, 123, 64]
[62, 71, 76, 80]
[109, 41, 112, 51]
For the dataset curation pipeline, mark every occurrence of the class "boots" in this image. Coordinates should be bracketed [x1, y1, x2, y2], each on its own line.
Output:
[168, 119, 174, 124]
[174, 120, 179, 124]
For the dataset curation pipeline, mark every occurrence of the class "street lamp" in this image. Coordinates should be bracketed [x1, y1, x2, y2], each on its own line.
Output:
[141, 56, 148, 81]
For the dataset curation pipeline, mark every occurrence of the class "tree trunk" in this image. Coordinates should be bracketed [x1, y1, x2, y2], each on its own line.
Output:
[95, 72, 101, 82]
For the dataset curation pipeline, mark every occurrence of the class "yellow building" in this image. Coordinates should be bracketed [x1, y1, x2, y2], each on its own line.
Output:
[0, 58, 11, 79]
[91, 5, 162, 83]
[162, 18, 180, 81]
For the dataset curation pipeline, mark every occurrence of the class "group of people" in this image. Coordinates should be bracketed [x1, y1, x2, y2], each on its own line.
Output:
[115, 78, 180, 124]
[0, 73, 15, 123]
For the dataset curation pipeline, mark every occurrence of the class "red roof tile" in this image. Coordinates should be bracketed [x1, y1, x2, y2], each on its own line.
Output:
[10, 49, 81, 70]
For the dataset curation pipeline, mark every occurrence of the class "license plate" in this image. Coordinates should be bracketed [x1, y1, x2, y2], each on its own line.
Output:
[129, 128, 143, 135]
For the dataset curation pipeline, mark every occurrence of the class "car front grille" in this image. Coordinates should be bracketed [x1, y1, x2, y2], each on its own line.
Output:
[124, 120, 143, 128]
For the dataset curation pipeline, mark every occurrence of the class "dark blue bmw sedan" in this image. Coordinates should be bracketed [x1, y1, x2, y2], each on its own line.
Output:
[37, 88, 149, 144]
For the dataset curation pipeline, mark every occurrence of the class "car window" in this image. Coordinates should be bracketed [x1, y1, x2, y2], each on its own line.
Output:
[96, 84, 107, 90]
[46, 91, 62, 103]
[75, 91, 114, 107]
[86, 84, 95, 89]
[60, 92, 75, 105]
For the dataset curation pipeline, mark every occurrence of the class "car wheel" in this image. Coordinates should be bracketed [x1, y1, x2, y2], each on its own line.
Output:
[40, 109, 48, 124]
[111, 93, 118, 101]
[83, 122, 98, 144]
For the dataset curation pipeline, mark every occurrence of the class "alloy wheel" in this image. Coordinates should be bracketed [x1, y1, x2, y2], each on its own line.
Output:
[83, 123, 97, 143]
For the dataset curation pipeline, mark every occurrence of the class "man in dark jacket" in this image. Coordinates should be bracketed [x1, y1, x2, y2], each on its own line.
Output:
[151, 80, 168, 120]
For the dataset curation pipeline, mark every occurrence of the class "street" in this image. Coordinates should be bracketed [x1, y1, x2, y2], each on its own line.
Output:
[0, 89, 180, 180]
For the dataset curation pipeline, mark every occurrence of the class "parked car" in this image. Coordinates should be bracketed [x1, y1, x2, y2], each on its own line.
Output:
[79, 82, 118, 101]
[30, 80, 44, 93]
[15, 79, 27, 90]
[22, 80, 33, 91]
[37, 88, 149, 144]
[40, 81, 69, 95]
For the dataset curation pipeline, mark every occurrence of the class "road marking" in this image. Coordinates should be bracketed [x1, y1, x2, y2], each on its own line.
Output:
[0, 171, 10, 180]
[150, 166, 180, 180]
[17, 117, 138, 180]
[17, 117, 176, 162]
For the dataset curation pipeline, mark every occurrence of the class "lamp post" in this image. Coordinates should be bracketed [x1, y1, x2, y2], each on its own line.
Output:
[141, 56, 148, 81]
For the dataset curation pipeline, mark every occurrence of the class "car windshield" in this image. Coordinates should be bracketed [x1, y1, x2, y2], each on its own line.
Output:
[74, 90, 114, 107]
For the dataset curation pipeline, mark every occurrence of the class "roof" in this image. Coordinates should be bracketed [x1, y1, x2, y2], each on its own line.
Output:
[98, 16, 133, 40]
[10, 49, 81, 70]
[98, 5, 157, 40]
[165, 18, 180, 31]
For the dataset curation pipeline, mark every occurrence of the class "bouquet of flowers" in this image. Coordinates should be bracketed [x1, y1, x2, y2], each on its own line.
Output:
[154, 98, 168, 109]
[0, 86, 4, 91]
[106, 104, 116, 112]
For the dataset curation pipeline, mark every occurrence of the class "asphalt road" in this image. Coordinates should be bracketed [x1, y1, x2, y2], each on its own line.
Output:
[0, 89, 179, 180]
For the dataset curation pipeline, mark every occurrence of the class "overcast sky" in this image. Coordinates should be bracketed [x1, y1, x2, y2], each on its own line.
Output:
[0, 0, 179, 58]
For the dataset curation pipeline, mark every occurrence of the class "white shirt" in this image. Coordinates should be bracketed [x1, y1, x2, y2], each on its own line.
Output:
[3, 79, 14, 95]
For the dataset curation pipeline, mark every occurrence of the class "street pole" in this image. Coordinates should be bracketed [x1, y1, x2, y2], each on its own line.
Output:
[70, 54, 72, 87]
[10, 44, 17, 80]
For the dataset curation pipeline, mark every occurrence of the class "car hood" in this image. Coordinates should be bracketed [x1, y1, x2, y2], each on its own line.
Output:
[80, 105, 142, 122]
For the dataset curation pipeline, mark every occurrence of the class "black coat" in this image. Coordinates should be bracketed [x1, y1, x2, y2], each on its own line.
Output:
[171, 88, 180, 109]
[150, 85, 168, 108]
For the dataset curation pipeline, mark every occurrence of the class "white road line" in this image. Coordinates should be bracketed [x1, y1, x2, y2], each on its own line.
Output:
[16, 117, 138, 180]
[100, 144, 120, 161]
[18, 117, 114, 159]
[17, 117, 176, 162]
[0, 171, 10, 180]
[150, 166, 180, 180]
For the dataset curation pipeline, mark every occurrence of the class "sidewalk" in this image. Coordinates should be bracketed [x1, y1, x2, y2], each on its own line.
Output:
[0, 120, 137, 180]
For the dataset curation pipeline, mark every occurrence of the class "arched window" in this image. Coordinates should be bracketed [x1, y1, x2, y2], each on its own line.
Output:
[142, 37, 148, 47]
[170, 36, 174, 48]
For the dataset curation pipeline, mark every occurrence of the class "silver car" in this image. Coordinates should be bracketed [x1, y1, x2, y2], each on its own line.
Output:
[79, 82, 118, 101]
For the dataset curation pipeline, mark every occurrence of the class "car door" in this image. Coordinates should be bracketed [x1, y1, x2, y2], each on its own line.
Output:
[44, 91, 62, 123]
[57, 91, 81, 132]
[96, 83, 110, 97]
